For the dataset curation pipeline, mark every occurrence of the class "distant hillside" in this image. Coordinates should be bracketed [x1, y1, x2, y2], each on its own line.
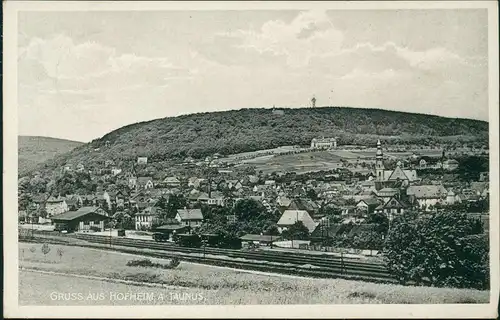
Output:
[18, 136, 83, 175]
[27, 107, 488, 175]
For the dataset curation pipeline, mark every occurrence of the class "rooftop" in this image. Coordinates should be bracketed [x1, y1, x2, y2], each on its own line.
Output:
[50, 206, 108, 221]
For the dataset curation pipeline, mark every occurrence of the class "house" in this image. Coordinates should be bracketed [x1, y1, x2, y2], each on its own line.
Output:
[288, 198, 320, 216]
[175, 208, 204, 228]
[163, 176, 181, 187]
[311, 137, 337, 149]
[310, 223, 351, 239]
[137, 177, 154, 190]
[374, 196, 410, 220]
[137, 157, 148, 165]
[111, 167, 122, 176]
[459, 189, 482, 203]
[442, 159, 459, 171]
[479, 172, 489, 182]
[81, 194, 97, 207]
[355, 198, 381, 214]
[135, 206, 160, 230]
[76, 163, 85, 172]
[373, 188, 399, 203]
[407, 185, 447, 210]
[272, 108, 285, 116]
[64, 195, 83, 211]
[128, 176, 138, 189]
[31, 193, 49, 210]
[277, 210, 317, 234]
[45, 196, 69, 217]
[51, 207, 109, 233]
[95, 191, 112, 212]
[445, 189, 461, 205]
[276, 196, 292, 207]
[188, 177, 205, 188]
[196, 192, 210, 205]
[207, 191, 225, 206]
[264, 180, 276, 186]
[227, 180, 243, 190]
[470, 182, 489, 198]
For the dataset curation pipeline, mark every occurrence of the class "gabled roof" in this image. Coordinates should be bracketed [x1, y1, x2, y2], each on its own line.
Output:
[375, 188, 399, 197]
[357, 198, 380, 207]
[46, 195, 65, 203]
[51, 206, 107, 221]
[407, 185, 447, 199]
[378, 196, 409, 210]
[277, 196, 292, 207]
[137, 177, 153, 184]
[470, 182, 489, 194]
[163, 177, 180, 183]
[277, 210, 317, 233]
[210, 191, 224, 199]
[387, 166, 409, 181]
[177, 208, 203, 220]
[197, 192, 210, 200]
[311, 223, 351, 238]
[347, 224, 379, 237]
[32, 193, 49, 203]
[240, 234, 279, 242]
[137, 206, 160, 216]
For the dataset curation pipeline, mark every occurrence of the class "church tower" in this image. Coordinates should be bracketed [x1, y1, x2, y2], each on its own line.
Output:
[375, 140, 385, 182]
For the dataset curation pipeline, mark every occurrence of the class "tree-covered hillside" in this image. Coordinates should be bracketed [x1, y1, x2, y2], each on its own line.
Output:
[29, 107, 488, 174]
[18, 136, 83, 175]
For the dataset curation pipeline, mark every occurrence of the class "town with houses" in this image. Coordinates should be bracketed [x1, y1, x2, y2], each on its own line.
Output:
[18, 137, 490, 250]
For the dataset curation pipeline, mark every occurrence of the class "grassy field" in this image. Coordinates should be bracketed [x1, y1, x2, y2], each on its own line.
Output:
[247, 151, 344, 174]
[18, 243, 489, 305]
[243, 148, 447, 174]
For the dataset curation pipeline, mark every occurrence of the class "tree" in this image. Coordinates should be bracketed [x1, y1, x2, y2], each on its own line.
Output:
[365, 211, 389, 234]
[306, 188, 318, 201]
[165, 194, 187, 219]
[320, 205, 343, 223]
[41, 243, 51, 259]
[384, 210, 489, 289]
[282, 221, 310, 240]
[233, 199, 265, 222]
[57, 247, 64, 261]
[345, 198, 356, 206]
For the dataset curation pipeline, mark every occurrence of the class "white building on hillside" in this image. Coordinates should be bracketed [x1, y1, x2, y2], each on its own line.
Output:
[311, 137, 337, 149]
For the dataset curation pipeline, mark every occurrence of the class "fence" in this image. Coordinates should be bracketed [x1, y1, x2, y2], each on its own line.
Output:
[299, 244, 379, 256]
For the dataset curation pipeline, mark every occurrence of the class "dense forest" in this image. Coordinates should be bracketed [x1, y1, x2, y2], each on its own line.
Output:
[28, 107, 488, 175]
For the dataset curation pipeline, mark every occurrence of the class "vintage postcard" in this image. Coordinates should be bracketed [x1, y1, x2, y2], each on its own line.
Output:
[3, 1, 499, 318]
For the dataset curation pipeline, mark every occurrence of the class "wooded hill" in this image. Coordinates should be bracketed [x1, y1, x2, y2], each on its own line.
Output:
[18, 136, 83, 175]
[27, 107, 488, 175]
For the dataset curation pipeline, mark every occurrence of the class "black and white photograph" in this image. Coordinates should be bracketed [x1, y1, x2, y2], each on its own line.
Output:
[3, 1, 499, 318]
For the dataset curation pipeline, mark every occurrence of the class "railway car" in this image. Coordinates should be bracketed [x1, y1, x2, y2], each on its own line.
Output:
[173, 233, 202, 248]
[152, 232, 170, 242]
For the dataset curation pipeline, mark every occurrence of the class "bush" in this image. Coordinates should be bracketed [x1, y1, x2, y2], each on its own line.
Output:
[383, 211, 489, 289]
[126, 258, 181, 269]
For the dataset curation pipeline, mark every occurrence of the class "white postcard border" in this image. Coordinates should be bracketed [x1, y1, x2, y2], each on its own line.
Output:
[3, 1, 499, 318]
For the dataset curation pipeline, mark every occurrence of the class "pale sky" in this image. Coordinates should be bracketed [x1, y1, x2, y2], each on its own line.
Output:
[17, 9, 489, 142]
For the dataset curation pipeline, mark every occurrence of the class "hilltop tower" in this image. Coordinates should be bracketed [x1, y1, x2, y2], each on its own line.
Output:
[311, 96, 316, 108]
[375, 139, 385, 182]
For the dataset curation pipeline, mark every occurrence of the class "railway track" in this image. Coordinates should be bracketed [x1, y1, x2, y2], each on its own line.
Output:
[22, 232, 396, 283]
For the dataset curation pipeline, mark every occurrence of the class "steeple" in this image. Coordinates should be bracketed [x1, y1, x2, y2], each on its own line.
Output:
[376, 140, 383, 160]
[375, 139, 385, 182]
